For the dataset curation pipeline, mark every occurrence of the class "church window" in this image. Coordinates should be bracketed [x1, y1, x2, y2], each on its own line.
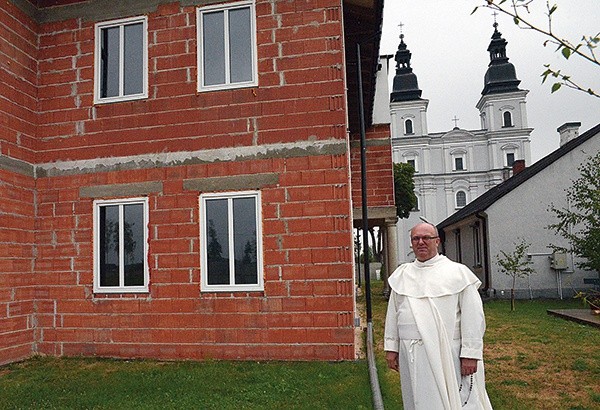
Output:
[481, 112, 487, 130]
[503, 111, 513, 127]
[404, 119, 414, 135]
[454, 157, 464, 171]
[407, 159, 416, 169]
[506, 152, 515, 167]
[455, 191, 467, 208]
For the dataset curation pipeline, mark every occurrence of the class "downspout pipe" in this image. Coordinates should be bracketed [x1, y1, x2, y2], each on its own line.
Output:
[476, 212, 490, 293]
[357, 42, 384, 410]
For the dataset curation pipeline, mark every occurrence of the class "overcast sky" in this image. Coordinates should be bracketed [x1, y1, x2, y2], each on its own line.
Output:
[380, 0, 600, 162]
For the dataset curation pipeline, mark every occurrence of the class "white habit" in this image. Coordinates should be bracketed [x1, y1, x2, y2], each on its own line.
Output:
[384, 254, 493, 410]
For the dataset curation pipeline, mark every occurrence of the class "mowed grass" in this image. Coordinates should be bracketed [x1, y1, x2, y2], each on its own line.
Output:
[0, 357, 373, 409]
[1, 280, 599, 409]
[368, 280, 600, 410]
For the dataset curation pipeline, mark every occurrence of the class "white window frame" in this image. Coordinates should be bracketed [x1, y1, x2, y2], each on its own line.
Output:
[93, 197, 149, 293]
[452, 152, 467, 171]
[200, 191, 263, 292]
[502, 110, 513, 127]
[455, 190, 467, 208]
[196, 0, 258, 92]
[94, 16, 148, 104]
[403, 152, 419, 173]
[404, 118, 414, 135]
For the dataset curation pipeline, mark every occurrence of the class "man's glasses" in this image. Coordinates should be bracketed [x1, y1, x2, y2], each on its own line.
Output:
[410, 235, 438, 243]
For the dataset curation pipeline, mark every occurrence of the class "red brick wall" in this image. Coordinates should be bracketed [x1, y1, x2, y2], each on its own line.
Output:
[350, 124, 395, 209]
[34, 156, 356, 361]
[0, 1, 37, 365]
[35, 1, 348, 162]
[25, 0, 358, 361]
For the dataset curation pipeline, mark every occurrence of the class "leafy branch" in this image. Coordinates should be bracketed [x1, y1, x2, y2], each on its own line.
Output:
[472, 0, 600, 98]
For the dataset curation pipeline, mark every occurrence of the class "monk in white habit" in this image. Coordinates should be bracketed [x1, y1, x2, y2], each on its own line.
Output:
[384, 222, 493, 409]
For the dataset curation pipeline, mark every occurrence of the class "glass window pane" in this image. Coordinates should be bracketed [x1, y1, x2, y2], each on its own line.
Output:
[124, 23, 144, 95]
[205, 198, 229, 285]
[100, 26, 120, 98]
[233, 197, 257, 285]
[123, 203, 144, 287]
[100, 205, 120, 286]
[228, 7, 252, 83]
[203, 11, 226, 86]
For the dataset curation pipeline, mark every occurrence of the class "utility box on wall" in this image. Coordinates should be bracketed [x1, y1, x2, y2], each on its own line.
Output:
[550, 251, 568, 270]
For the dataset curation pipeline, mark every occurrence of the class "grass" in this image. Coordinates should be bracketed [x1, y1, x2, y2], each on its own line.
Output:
[0, 357, 373, 409]
[1, 281, 599, 409]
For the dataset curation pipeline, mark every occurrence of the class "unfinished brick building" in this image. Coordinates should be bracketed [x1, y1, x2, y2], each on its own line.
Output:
[0, 0, 396, 364]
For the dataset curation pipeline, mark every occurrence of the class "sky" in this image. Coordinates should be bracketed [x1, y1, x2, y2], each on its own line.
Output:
[379, 0, 600, 162]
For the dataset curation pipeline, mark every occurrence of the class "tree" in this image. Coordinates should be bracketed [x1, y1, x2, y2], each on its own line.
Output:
[496, 239, 535, 311]
[473, 0, 599, 98]
[548, 152, 600, 275]
[393, 162, 417, 219]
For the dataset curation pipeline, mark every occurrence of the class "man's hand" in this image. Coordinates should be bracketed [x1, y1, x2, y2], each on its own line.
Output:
[386, 351, 399, 372]
[460, 358, 478, 376]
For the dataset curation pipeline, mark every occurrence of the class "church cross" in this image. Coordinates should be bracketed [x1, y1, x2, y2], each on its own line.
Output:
[492, 11, 499, 29]
[452, 116, 460, 128]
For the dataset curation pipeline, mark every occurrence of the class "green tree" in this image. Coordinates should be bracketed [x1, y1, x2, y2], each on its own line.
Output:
[393, 162, 417, 219]
[473, 0, 599, 98]
[496, 239, 535, 311]
[548, 152, 600, 274]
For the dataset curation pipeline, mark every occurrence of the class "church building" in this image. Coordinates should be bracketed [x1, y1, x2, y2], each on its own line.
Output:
[389, 24, 533, 262]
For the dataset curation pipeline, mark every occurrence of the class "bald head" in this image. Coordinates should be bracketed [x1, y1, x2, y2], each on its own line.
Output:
[410, 223, 440, 262]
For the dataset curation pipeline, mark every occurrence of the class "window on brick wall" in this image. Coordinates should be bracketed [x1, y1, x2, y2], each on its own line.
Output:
[197, 1, 257, 91]
[93, 198, 149, 293]
[200, 191, 263, 292]
[94, 16, 148, 104]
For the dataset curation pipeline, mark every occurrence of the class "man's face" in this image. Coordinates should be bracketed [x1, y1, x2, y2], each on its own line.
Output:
[410, 224, 440, 262]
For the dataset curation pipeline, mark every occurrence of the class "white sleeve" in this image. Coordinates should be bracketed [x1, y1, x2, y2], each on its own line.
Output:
[384, 291, 400, 352]
[459, 284, 486, 360]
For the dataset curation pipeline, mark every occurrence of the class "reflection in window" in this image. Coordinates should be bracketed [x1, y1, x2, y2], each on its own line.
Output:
[95, 198, 148, 293]
[201, 191, 262, 291]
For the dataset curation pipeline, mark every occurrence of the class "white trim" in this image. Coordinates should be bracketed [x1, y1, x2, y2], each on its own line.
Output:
[94, 16, 148, 104]
[196, 0, 258, 92]
[93, 197, 149, 293]
[455, 190, 467, 208]
[199, 190, 263, 292]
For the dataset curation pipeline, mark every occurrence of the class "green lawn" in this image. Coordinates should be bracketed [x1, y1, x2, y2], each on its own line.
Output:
[1, 281, 599, 409]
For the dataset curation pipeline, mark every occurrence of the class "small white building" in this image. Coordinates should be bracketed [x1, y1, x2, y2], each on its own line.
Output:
[388, 25, 533, 262]
[438, 123, 600, 299]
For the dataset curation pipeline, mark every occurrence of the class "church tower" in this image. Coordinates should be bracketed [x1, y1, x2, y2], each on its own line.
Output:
[477, 22, 529, 132]
[476, 22, 532, 168]
[389, 34, 429, 139]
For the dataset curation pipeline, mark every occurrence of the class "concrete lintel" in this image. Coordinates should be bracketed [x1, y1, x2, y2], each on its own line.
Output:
[0, 155, 35, 178]
[79, 181, 163, 198]
[36, 139, 347, 178]
[349, 137, 391, 149]
[184, 173, 279, 192]
[11, 0, 223, 24]
[352, 206, 397, 222]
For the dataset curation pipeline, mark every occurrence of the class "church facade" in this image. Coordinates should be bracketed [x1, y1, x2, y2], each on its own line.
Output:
[389, 25, 533, 267]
